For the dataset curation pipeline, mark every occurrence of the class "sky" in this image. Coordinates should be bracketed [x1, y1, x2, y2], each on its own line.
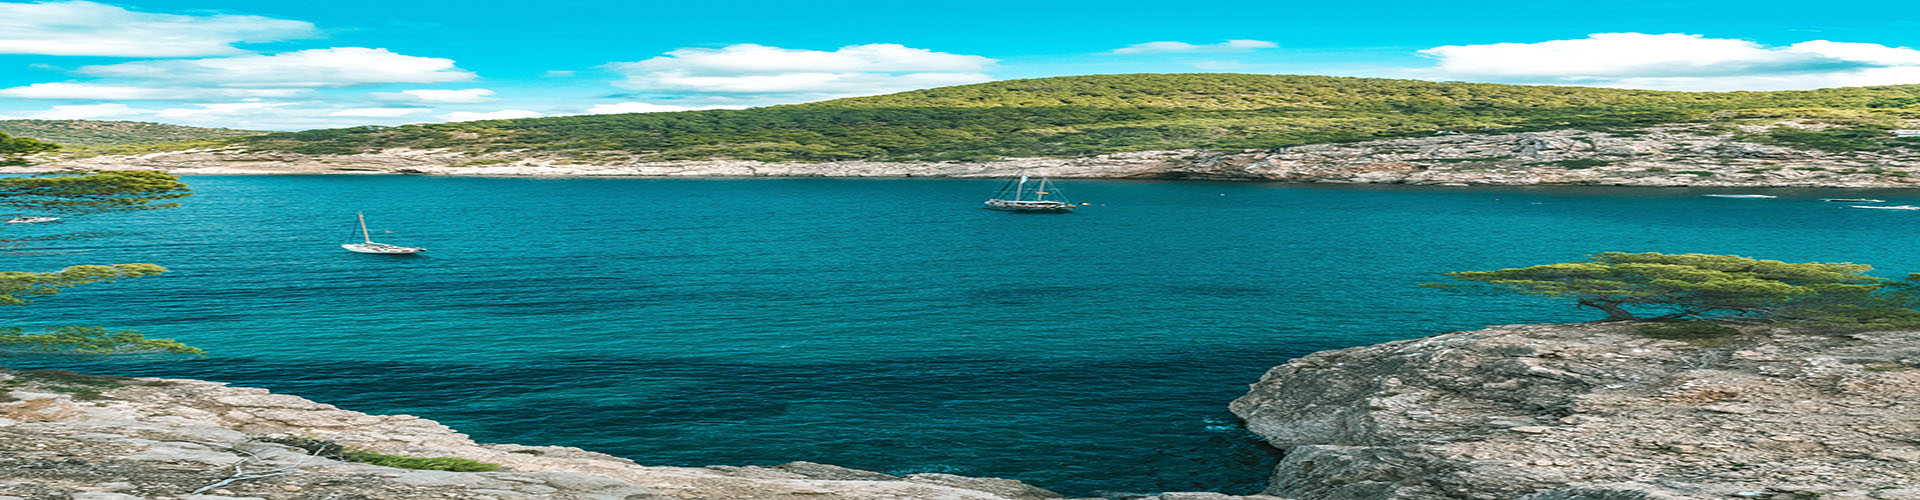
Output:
[1, 0, 1918, 130]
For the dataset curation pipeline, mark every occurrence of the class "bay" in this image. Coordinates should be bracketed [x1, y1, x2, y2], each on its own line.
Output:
[7, 176, 1917, 496]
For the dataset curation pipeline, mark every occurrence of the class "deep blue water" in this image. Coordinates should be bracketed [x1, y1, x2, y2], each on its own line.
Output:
[9, 177, 1920, 496]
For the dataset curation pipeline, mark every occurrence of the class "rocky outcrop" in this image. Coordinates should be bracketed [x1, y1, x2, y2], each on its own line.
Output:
[14, 124, 1920, 187]
[0, 369, 1287, 500]
[1229, 324, 1920, 500]
[0, 371, 1074, 500]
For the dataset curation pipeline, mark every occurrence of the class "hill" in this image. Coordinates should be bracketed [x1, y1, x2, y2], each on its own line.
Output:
[0, 119, 263, 146]
[219, 74, 1920, 161]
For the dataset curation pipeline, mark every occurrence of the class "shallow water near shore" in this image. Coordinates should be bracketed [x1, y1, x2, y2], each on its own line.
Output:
[10, 176, 1920, 496]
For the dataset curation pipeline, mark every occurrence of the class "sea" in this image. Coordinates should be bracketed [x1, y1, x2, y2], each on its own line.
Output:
[8, 176, 1919, 496]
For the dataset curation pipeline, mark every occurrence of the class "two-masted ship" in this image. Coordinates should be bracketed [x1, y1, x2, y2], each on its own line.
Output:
[984, 174, 1078, 212]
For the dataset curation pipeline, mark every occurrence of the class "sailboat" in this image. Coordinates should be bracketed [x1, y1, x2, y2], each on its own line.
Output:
[984, 173, 1078, 212]
[342, 213, 426, 254]
[6, 216, 59, 224]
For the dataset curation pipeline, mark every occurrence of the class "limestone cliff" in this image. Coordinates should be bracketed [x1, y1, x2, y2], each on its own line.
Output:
[1229, 324, 1920, 500]
[14, 124, 1920, 188]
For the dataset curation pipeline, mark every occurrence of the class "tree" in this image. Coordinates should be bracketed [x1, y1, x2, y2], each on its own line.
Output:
[0, 170, 191, 216]
[1438, 252, 1888, 322]
[0, 132, 59, 166]
[2, 170, 199, 355]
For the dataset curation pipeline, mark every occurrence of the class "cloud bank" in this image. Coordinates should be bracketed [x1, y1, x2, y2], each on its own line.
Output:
[0, 1, 316, 57]
[77, 48, 475, 88]
[1419, 33, 1920, 91]
[606, 43, 996, 104]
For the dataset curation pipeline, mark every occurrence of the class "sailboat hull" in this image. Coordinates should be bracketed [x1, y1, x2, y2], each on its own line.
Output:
[342, 243, 426, 254]
[983, 199, 1075, 212]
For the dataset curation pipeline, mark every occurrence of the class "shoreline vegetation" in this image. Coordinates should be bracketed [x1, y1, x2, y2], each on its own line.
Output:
[0, 73, 1914, 186]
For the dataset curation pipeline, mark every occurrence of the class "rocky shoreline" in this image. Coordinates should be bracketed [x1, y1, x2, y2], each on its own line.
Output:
[11, 124, 1920, 188]
[1231, 323, 1920, 500]
[0, 369, 1274, 500]
[5, 322, 1917, 499]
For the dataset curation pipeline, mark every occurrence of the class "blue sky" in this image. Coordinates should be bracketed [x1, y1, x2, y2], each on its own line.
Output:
[2, 0, 1918, 130]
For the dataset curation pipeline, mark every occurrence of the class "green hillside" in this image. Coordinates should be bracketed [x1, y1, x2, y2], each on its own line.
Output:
[237, 74, 1920, 161]
[0, 119, 263, 146]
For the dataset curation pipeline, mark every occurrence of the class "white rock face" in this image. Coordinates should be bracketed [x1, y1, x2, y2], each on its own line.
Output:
[1229, 324, 1920, 499]
[13, 124, 1920, 188]
[0, 372, 1113, 499]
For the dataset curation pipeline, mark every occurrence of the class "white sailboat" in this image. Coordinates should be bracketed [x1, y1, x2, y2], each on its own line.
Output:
[984, 173, 1080, 212]
[6, 216, 59, 224]
[342, 213, 426, 254]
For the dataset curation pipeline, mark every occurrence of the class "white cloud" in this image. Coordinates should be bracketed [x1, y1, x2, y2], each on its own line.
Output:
[147, 101, 299, 122]
[3, 101, 465, 130]
[1110, 39, 1278, 55]
[77, 47, 476, 88]
[623, 43, 995, 74]
[639, 71, 991, 94]
[373, 88, 497, 103]
[606, 43, 996, 104]
[1417, 33, 1920, 91]
[0, 82, 309, 100]
[8, 103, 144, 120]
[585, 102, 749, 114]
[543, 70, 577, 78]
[0, 1, 316, 57]
[440, 109, 544, 121]
[330, 107, 433, 117]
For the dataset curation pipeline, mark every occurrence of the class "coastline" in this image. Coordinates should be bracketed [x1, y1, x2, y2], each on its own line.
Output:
[12, 125, 1920, 188]
[0, 368, 1283, 500]
[6, 322, 1916, 498]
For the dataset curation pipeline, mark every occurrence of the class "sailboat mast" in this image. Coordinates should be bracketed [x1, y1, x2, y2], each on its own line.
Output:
[358, 213, 372, 244]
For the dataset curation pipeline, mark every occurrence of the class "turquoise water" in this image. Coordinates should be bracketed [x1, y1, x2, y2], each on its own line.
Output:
[9, 177, 1920, 496]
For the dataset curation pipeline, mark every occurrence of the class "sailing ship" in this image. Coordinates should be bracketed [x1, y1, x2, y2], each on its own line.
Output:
[984, 173, 1078, 212]
[342, 213, 426, 254]
[6, 216, 59, 224]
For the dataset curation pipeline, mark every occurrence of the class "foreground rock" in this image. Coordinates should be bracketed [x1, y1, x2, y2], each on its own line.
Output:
[1230, 323, 1920, 499]
[16, 123, 1920, 188]
[0, 371, 1117, 500]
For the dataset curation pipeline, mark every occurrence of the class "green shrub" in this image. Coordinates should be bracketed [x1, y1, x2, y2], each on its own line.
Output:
[256, 437, 499, 472]
[1753, 126, 1898, 152]
[343, 452, 500, 472]
[197, 74, 1920, 162]
[1636, 321, 1741, 346]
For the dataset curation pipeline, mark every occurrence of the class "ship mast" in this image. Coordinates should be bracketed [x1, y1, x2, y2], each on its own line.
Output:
[358, 213, 372, 244]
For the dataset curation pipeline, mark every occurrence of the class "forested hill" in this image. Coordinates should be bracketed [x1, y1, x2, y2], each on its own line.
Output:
[236, 74, 1920, 162]
[0, 119, 263, 146]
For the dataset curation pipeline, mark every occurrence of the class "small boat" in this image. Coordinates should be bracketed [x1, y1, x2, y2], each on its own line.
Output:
[1851, 205, 1920, 210]
[985, 173, 1079, 212]
[6, 216, 59, 224]
[1823, 198, 1886, 203]
[1703, 194, 1777, 199]
[342, 213, 426, 254]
